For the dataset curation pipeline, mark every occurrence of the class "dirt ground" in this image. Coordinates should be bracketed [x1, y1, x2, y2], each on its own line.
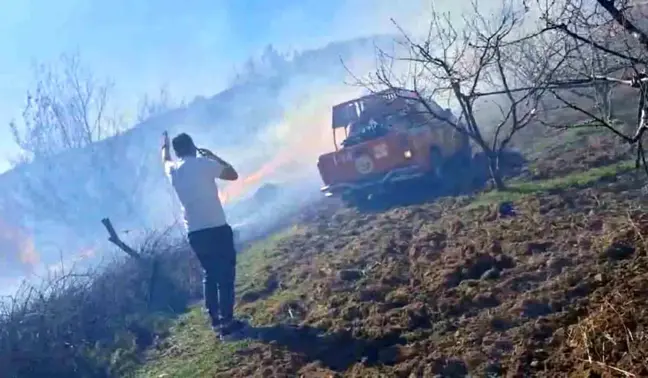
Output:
[146, 130, 648, 377]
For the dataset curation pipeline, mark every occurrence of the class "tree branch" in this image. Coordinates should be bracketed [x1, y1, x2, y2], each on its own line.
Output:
[100, 218, 141, 260]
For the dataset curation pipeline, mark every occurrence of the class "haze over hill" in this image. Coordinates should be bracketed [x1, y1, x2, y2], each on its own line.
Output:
[0, 0, 532, 292]
[0, 36, 391, 290]
[6, 0, 648, 376]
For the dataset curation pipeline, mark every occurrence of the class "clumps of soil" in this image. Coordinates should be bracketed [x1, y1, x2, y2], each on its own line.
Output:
[239, 274, 280, 304]
[600, 241, 635, 261]
[444, 252, 516, 287]
[337, 269, 363, 282]
[526, 241, 553, 254]
[513, 297, 553, 318]
[174, 135, 648, 377]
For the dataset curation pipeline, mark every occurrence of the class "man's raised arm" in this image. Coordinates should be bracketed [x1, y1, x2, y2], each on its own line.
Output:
[161, 131, 174, 176]
[197, 148, 239, 181]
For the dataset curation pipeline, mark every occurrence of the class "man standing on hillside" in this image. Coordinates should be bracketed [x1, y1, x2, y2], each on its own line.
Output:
[161, 131, 247, 341]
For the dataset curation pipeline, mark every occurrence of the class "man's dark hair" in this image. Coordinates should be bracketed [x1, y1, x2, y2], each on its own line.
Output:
[172, 133, 197, 157]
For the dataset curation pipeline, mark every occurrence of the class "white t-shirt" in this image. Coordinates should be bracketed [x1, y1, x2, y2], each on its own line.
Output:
[164, 156, 228, 233]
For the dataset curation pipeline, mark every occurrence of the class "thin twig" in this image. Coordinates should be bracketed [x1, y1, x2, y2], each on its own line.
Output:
[578, 358, 637, 377]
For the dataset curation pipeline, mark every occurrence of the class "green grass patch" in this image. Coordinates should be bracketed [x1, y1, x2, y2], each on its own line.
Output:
[512, 160, 633, 193]
[467, 160, 634, 210]
[133, 308, 250, 378]
[238, 287, 304, 325]
[464, 190, 531, 210]
[524, 121, 622, 160]
[235, 226, 308, 324]
[134, 226, 303, 378]
[236, 225, 303, 293]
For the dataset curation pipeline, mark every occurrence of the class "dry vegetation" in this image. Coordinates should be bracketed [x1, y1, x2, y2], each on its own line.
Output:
[0, 236, 204, 378]
[6, 1, 648, 377]
[3, 89, 648, 378]
[2, 128, 644, 378]
[3, 124, 645, 378]
[134, 128, 648, 378]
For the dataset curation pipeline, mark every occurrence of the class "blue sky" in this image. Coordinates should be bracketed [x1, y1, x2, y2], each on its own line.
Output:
[0, 0, 433, 173]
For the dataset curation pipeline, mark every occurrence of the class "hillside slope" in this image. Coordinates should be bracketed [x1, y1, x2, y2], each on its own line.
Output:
[137, 130, 648, 377]
[0, 35, 395, 278]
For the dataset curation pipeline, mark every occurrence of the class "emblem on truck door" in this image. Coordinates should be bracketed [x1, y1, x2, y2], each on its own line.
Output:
[333, 151, 353, 165]
[355, 155, 374, 174]
[373, 143, 388, 159]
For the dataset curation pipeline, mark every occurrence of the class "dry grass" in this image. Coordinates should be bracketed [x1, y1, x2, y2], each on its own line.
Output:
[0, 233, 203, 378]
[4, 123, 648, 377]
[135, 129, 648, 377]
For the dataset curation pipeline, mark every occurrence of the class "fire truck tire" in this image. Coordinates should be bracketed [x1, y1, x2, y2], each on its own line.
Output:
[443, 150, 472, 175]
[441, 151, 473, 193]
[342, 191, 372, 210]
[429, 147, 444, 180]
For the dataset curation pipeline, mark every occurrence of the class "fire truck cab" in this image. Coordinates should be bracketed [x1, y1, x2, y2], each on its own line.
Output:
[317, 88, 472, 206]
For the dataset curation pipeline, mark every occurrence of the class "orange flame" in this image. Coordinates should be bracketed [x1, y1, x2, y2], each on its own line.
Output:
[220, 152, 294, 204]
[218, 86, 364, 204]
[0, 217, 40, 273]
[78, 246, 96, 260]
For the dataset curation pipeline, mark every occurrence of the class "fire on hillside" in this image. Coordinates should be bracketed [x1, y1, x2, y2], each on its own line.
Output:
[0, 218, 39, 274]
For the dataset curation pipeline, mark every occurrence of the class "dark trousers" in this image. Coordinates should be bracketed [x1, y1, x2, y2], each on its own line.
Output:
[187, 224, 237, 327]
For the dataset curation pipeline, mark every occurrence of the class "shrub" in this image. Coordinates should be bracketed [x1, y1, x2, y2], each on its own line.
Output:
[0, 234, 203, 378]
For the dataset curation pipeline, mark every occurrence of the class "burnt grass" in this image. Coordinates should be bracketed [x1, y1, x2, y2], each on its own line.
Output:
[142, 130, 648, 377]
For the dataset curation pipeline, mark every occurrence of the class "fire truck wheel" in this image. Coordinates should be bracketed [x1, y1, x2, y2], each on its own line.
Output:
[440, 151, 473, 194]
[429, 147, 444, 180]
[342, 191, 372, 210]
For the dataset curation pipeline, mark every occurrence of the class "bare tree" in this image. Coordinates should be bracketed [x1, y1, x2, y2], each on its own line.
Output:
[7, 53, 146, 235]
[137, 85, 182, 123]
[228, 44, 290, 87]
[537, 0, 648, 170]
[554, 1, 630, 122]
[10, 54, 122, 160]
[354, 1, 565, 190]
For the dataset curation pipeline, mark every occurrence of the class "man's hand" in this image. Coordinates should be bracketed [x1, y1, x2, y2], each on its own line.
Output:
[162, 131, 170, 149]
[197, 147, 238, 181]
[161, 131, 172, 163]
[197, 147, 214, 158]
[198, 148, 228, 166]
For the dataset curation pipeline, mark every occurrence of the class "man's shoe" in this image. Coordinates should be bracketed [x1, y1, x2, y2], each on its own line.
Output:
[219, 319, 249, 341]
[211, 324, 223, 338]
